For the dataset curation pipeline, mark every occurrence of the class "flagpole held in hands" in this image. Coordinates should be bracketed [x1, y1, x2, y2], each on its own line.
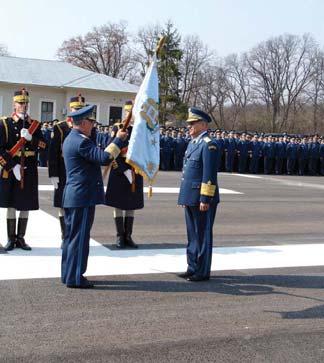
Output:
[102, 107, 133, 180]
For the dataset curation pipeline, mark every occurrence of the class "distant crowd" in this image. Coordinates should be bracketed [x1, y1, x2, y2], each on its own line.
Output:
[39, 121, 324, 176]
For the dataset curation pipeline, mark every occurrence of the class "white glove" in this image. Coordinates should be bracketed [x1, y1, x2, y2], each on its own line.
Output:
[13, 164, 21, 181]
[21, 128, 32, 141]
[50, 177, 59, 189]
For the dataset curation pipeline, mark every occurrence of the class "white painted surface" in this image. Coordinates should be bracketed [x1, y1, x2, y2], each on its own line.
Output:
[1, 209, 324, 281]
[38, 185, 243, 194]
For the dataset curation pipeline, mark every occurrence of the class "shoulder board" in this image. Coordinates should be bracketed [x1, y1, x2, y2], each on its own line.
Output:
[203, 136, 212, 143]
[56, 120, 66, 125]
[0, 116, 8, 121]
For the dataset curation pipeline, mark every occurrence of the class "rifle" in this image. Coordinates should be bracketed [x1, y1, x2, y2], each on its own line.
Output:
[20, 113, 27, 189]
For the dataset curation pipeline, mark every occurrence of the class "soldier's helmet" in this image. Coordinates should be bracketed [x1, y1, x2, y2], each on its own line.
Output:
[69, 93, 85, 110]
[13, 88, 29, 103]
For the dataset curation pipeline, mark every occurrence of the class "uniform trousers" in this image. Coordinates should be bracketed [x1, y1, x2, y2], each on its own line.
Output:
[61, 206, 95, 286]
[185, 204, 217, 278]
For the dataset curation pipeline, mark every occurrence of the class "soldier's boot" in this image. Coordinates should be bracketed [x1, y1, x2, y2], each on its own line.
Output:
[4, 219, 17, 251]
[16, 218, 32, 251]
[59, 216, 65, 249]
[114, 217, 125, 249]
[124, 217, 138, 249]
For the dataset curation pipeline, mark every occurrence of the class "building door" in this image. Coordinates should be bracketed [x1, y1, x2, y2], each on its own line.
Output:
[41, 101, 54, 122]
[109, 106, 122, 125]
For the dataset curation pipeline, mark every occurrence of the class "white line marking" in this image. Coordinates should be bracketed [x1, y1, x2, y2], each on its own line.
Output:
[219, 173, 263, 179]
[38, 185, 243, 194]
[1, 209, 324, 281]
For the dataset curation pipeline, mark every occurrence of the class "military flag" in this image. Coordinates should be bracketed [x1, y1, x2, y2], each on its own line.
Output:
[126, 54, 160, 194]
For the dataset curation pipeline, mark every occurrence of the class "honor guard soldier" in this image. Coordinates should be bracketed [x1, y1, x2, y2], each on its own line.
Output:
[105, 101, 144, 249]
[178, 107, 219, 282]
[61, 105, 127, 288]
[48, 94, 85, 245]
[0, 89, 46, 251]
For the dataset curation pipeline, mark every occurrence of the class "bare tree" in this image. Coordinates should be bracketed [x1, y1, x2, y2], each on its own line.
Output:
[195, 61, 229, 128]
[179, 35, 212, 105]
[57, 21, 136, 81]
[246, 33, 317, 132]
[303, 49, 324, 133]
[225, 53, 251, 130]
[134, 23, 162, 78]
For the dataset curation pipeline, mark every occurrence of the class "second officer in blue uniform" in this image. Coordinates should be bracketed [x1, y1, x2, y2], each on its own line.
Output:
[178, 107, 220, 282]
[61, 105, 127, 288]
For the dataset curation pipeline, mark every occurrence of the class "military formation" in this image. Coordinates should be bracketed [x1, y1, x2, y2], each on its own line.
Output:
[158, 129, 324, 176]
[41, 119, 324, 177]
[0, 88, 323, 287]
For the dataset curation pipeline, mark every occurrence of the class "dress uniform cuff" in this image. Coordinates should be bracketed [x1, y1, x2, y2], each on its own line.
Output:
[105, 138, 123, 159]
[200, 181, 216, 197]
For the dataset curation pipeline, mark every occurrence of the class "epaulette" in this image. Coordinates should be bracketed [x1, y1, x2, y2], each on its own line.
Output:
[203, 136, 212, 143]
[0, 116, 8, 121]
[56, 120, 66, 125]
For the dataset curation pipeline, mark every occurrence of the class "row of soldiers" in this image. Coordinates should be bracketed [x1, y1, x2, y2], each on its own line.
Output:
[158, 128, 324, 176]
[0, 90, 143, 252]
[40, 120, 324, 176]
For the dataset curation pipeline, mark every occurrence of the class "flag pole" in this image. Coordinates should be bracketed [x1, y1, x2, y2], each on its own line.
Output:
[146, 36, 166, 198]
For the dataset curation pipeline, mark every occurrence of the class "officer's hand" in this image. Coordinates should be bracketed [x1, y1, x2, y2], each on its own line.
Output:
[50, 177, 59, 189]
[21, 128, 32, 141]
[199, 202, 209, 212]
[116, 129, 128, 141]
[13, 164, 21, 181]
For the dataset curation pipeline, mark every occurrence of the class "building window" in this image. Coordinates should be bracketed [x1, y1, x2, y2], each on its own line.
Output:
[109, 106, 122, 125]
[41, 101, 54, 122]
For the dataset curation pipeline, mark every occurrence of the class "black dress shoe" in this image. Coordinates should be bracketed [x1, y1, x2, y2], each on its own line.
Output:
[178, 271, 194, 279]
[67, 282, 94, 289]
[187, 275, 209, 282]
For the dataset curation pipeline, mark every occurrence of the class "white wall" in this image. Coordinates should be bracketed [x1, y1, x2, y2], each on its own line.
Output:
[0, 83, 136, 124]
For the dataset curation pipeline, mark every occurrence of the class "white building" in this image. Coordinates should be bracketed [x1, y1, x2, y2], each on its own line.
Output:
[0, 56, 138, 125]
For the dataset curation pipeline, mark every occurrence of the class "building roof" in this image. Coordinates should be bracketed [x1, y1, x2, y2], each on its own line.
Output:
[0, 56, 138, 94]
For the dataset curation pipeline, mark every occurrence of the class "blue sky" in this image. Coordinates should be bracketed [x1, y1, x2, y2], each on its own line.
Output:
[0, 0, 322, 60]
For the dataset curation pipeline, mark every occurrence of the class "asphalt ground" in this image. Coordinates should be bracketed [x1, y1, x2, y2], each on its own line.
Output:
[1, 170, 324, 362]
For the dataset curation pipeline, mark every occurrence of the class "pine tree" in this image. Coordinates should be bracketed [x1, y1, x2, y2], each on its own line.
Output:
[158, 21, 184, 124]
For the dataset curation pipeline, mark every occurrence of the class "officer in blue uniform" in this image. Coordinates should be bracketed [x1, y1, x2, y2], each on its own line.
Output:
[48, 94, 86, 245]
[174, 131, 188, 171]
[39, 122, 51, 167]
[286, 137, 298, 174]
[297, 137, 309, 175]
[308, 135, 320, 175]
[249, 134, 262, 174]
[61, 104, 127, 288]
[237, 133, 249, 173]
[263, 135, 275, 174]
[0, 89, 46, 251]
[224, 131, 236, 172]
[178, 107, 219, 282]
[320, 138, 324, 176]
[105, 101, 144, 249]
[275, 136, 286, 174]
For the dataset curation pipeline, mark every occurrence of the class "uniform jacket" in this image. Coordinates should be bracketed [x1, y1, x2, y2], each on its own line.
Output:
[0, 115, 46, 210]
[62, 128, 124, 208]
[48, 120, 71, 208]
[178, 132, 219, 206]
[105, 127, 144, 210]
